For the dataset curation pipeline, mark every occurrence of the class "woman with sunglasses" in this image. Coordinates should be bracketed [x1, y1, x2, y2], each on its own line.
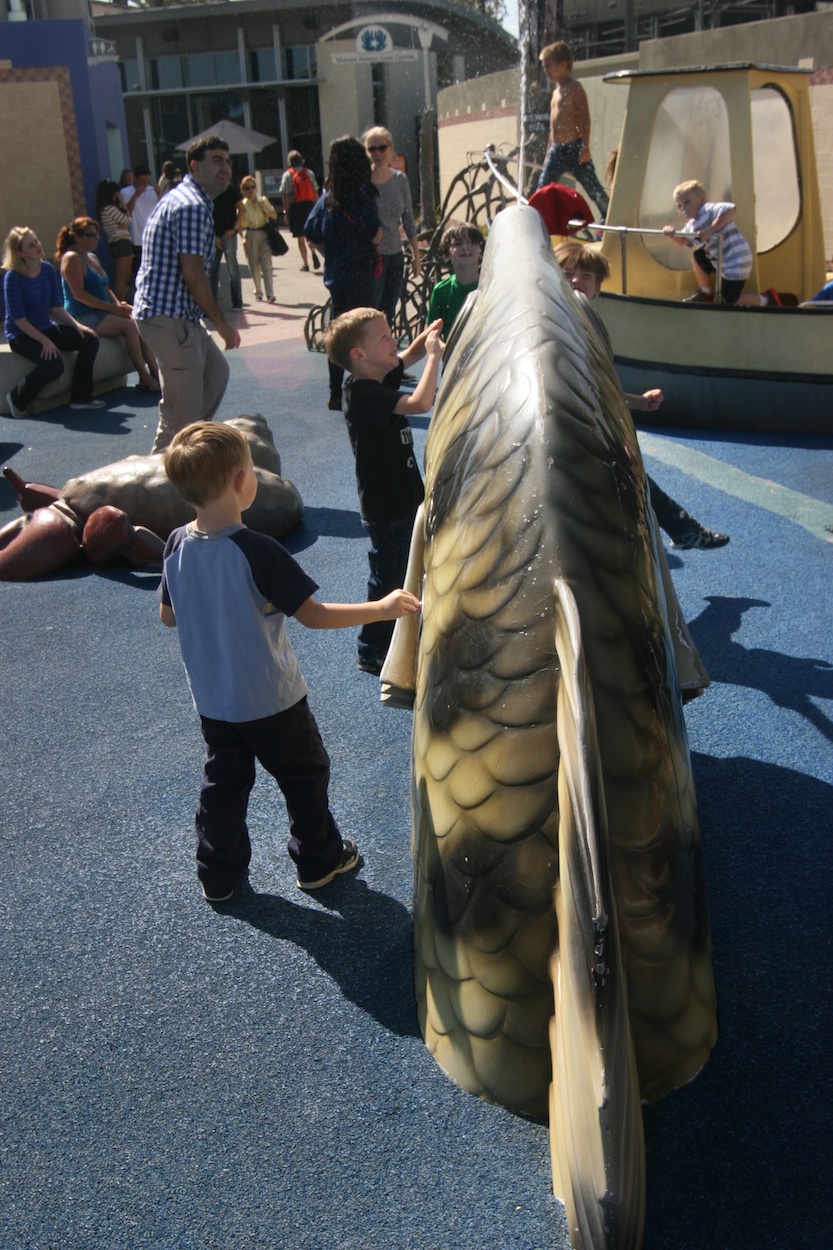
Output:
[3, 225, 102, 418]
[304, 135, 382, 409]
[56, 218, 160, 391]
[239, 177, 277, 303]
[363, 126, 422, 330]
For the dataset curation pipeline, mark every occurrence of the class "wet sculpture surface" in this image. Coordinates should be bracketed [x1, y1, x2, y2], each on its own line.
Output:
[0, 415, 304, 580]
[382, 206, 717, 1250]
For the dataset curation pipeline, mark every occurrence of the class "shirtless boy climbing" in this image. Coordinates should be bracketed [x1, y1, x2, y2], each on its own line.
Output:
[537, 41, 609, 220]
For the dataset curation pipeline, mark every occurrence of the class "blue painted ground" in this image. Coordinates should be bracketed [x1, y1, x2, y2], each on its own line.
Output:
[1, 338, 830, 1250]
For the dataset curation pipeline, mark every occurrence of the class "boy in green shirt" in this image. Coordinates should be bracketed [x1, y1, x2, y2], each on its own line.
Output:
[425, 224, 484, 335]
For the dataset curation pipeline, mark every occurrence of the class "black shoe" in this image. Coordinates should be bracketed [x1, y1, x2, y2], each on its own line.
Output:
[297, 839, 360, 890]
[202, 882, 234, 902]
[670, 528, 730, 550]
[357, 657, 383, 675]
[683, 291, 713, 304]
[328, 397, 342, 412]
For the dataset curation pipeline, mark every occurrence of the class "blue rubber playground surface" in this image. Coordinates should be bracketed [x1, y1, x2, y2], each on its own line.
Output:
[1, 332, 831, 1250]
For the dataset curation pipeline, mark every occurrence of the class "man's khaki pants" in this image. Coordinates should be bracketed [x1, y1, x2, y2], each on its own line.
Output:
[138, 315, 230, 454]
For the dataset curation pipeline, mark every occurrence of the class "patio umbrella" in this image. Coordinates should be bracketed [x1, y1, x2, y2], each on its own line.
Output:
[175, 119, 277, 155]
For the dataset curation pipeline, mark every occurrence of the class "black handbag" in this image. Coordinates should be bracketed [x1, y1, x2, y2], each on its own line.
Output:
[265, 218, 288, 257]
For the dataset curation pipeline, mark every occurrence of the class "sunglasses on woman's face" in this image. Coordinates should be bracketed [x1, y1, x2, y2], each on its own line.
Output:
[368, 144, 389, 152]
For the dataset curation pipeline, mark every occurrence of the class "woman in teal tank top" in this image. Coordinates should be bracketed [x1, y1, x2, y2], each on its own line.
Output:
[56, 217, 159, 391]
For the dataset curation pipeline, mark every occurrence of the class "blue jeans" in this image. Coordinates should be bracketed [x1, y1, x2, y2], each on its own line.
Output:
[209, 233, 242, 307]
[538, 139, 609, 220]
[358, 512, 416, 665]
[372, 251, 406, 329]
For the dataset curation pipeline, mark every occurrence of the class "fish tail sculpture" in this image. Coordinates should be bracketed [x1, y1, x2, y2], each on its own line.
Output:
[386, 204, 717, 1249]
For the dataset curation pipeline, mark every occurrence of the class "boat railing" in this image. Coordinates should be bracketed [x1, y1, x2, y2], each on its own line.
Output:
[569, 221, 725, 301]
[477, 149, 729, 303]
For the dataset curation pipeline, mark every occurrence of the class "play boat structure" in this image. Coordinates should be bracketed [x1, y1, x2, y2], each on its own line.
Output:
[591, 62, 832, 435]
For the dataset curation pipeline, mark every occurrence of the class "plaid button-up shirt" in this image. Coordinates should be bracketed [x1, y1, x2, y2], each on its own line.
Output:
[133, 175, 215, 324]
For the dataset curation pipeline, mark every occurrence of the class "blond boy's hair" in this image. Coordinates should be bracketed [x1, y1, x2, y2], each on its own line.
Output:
[554, 241, 611, 284]
[673, 179, 706, 200]
[323, 307, 387, 373]
[164, 421, 249, 507]
[539, 41, 573, 69]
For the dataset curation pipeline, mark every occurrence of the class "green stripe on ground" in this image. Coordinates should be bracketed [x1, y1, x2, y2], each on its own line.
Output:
[639, 432, 833, 544]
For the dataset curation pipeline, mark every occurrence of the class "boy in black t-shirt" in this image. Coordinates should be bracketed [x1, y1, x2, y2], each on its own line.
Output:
[324, 308, 444, 673]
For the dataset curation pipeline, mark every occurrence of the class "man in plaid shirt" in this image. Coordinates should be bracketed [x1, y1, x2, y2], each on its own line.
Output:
[134, 136, 242, 453]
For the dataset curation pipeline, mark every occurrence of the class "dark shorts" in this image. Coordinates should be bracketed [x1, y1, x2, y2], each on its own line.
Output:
[289, 201, 314, 238]
[693, 247, 746, 305]
[108, 238, 134, 259]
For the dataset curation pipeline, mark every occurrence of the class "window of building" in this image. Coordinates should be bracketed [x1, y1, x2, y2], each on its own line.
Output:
[286, 86, 323, 178]
[282, 46, 317, 81]
[250, 48, 277, 83]
[120, 57, 141, 93]
[150, 55, 186, 91]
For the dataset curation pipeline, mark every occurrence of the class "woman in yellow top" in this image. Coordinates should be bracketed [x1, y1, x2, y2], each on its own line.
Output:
[239, 177, 277, 303]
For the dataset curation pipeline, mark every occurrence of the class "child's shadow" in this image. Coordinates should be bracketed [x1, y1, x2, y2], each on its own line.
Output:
[226, 876, 420, 1038]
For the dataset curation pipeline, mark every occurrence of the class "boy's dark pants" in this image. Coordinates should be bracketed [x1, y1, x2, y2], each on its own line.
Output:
[358, 512, 415, 667]
[196, 697, 343, 893]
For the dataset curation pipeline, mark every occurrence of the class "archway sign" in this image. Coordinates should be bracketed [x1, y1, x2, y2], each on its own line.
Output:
[319, 13, 449, 104]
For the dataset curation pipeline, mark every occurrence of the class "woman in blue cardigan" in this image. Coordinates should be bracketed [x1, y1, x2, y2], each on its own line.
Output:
[3, 225, 101, 418]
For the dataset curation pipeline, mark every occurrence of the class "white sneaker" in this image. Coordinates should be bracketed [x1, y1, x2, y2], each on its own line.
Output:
[5, 391, 27, 419]
[69, 399, 106, 410]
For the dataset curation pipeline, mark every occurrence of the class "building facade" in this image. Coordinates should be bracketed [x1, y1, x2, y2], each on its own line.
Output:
[91, 0, 518, 197]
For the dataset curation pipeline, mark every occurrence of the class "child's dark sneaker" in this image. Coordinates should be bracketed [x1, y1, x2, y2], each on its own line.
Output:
[202, 882, 234, 902]
[297, 839, 360, 890]
[671, 527, 730, 550]
[357, 656, 383, 675]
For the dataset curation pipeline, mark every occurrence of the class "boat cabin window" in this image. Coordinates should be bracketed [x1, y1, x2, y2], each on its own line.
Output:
[639, 84, 800, 267]
[751, 87, 800, 252]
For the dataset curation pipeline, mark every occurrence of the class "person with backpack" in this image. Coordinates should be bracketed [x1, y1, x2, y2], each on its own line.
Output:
[280, 151, 321, 272]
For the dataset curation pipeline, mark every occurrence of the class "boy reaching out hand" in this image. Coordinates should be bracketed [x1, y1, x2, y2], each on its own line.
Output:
[159, 420, 419, 902]
[324, 310, 445, 675]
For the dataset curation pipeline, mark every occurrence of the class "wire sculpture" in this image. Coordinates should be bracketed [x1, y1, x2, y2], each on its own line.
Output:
[304, 144, 523, 352]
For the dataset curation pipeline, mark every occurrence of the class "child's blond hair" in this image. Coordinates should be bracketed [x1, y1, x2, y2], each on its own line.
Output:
[164, 422, 249, 507]
[673, 179, 706, 200]
[554, 241, 611, 284]
[323, 307, 387, 373]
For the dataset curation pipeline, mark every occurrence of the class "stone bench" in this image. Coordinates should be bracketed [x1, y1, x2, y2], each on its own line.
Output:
[0, 335, 132, 415]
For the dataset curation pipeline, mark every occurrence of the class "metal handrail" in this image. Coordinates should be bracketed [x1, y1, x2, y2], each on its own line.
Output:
[478, 152, 728, 303]
[568, 220, 725, 301]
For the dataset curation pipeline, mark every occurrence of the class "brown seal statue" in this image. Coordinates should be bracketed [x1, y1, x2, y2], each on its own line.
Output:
[0, 415, 304, 580]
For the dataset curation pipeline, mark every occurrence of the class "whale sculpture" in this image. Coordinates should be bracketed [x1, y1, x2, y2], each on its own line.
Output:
[0, 416, 304, 580]
[382, 205, 717, 1249]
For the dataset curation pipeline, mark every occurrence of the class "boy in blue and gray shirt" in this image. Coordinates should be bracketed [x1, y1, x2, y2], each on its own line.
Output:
[159, 420, 419, 901]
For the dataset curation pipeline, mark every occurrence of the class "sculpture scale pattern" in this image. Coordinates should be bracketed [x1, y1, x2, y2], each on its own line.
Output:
[387, 206, 718, 1249]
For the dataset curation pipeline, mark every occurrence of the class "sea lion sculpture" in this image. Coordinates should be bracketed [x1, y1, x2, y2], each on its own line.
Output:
[381, 205, 717, 1250]
[0, 416, 304, 580]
